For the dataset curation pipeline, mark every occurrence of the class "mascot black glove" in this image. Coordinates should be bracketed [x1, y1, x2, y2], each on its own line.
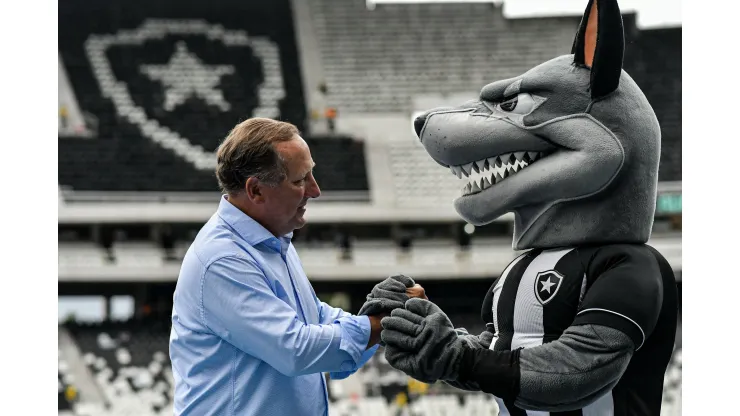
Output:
[381, 298, 465, 383]
[358, 274, 415, 316]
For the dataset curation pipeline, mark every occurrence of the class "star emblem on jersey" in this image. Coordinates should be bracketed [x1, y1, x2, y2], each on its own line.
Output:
[534, 270, 564, 305]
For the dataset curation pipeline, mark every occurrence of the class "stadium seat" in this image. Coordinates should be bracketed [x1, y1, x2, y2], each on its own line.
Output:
[58, 242, 109, 269]
[307, 0, 579, 114]
[388, 138, 462, 208]
[58, 0, 312, 194]
[660, 347, 682, 416]
[63, 316, 680, 416]
[67, 320, 173, 415]
[623, 29, 682, 182]
[58, 1, 682, 413]
[58, 371, 75, 411]
[306, 135, 370, 193]
[307, 0, 680, 182]
[112, 242, 165, 268]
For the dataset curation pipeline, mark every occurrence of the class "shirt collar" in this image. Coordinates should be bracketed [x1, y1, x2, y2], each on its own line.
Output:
[217, 195, 294, 251]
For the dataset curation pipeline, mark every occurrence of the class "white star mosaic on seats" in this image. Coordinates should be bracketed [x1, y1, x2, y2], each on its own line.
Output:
[140, 41, 235, 112]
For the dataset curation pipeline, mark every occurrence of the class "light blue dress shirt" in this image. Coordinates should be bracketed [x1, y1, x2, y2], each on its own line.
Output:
[170, 195, 378, 415]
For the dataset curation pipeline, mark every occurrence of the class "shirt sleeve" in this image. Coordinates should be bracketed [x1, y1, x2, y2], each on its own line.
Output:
[316, 299, 378, 378]
[200, 254, 367, 376]
[571, 245, 664, 350]
[330, 344, 379, 380]
[316, 300, 352, 324]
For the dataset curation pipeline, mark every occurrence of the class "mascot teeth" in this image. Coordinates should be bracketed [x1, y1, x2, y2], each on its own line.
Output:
[454, 151, 545, 196]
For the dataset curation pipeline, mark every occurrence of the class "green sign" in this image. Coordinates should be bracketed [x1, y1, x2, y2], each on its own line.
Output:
[657, 193, 681, 214]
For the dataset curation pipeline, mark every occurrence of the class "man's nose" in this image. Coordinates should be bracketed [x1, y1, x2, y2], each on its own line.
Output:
[307, 177, 321, 198]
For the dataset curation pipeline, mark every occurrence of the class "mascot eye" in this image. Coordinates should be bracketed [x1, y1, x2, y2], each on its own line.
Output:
[497, 93, 537, 115]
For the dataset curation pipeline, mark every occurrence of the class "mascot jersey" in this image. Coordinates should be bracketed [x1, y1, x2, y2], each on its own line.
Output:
[405, 0, 679, 415]
[478, 245, 677, 415]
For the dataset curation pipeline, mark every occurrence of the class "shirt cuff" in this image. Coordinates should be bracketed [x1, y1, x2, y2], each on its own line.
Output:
[334, 315, 371, 365]
[330, 345, 379, 380]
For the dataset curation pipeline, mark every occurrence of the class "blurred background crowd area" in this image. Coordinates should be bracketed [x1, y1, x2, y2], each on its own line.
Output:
[58, 0, 681, 415]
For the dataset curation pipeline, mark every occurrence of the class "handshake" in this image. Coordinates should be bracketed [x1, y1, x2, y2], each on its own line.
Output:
[359, 275, 472, 384]
[358, 274, 428, 317]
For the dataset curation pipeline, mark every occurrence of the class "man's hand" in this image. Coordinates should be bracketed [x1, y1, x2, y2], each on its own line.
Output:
[380, 298, 465, 383]
[366, 315, 385, 349]
[358, 274, 417, 316]
[406, 284, 428, 301]
[360, 275, 428, 349]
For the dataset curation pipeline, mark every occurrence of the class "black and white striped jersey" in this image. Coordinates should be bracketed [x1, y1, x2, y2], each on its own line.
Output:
[480, 244, 678, 416]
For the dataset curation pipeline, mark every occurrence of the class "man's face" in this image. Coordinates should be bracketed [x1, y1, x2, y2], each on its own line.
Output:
[260, 136, 321, 236]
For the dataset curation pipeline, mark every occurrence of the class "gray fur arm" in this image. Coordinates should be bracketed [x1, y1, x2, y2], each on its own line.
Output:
[514, 324, 634, 412]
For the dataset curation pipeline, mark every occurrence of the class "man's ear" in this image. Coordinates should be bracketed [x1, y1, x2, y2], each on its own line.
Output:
[245, 177, 265, 204]
[571, 0, 625, 98]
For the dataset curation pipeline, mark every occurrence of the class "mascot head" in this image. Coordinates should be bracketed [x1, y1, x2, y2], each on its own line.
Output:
[413, 0, 660, 250]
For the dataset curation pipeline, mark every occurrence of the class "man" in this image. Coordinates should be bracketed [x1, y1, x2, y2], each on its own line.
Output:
[169, 118, 420, 415]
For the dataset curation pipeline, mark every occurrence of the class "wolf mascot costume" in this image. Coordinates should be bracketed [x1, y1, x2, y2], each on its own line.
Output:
[359, 0, 678, 414]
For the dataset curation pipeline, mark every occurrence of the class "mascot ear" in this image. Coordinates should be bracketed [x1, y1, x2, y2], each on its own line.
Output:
[571, 0, 625, 98]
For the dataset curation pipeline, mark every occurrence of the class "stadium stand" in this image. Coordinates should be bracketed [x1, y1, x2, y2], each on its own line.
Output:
[67, 320, 174, 415]
[389, 139, 457, 207]
[330, 347, 502, 414]
[661, 346, 682, 415]
[58, 1, 682, 414]
[58, 229, 680, 281]
[386, 26, 680, 203]
[305, 135, 370, 193]
[58, 242, 111, 269]
[58, 0, 372, 195]
[623, 28, 682, 182]
[307, 0, 581, 114]
[58, 370, 75, 413]
[61, 317, 503, 415]
[307, 0, 680, 183]
[59, 315, 681, 415]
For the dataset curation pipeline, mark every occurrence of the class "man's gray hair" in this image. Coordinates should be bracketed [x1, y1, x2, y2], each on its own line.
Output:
[216, 118, 300, 194]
